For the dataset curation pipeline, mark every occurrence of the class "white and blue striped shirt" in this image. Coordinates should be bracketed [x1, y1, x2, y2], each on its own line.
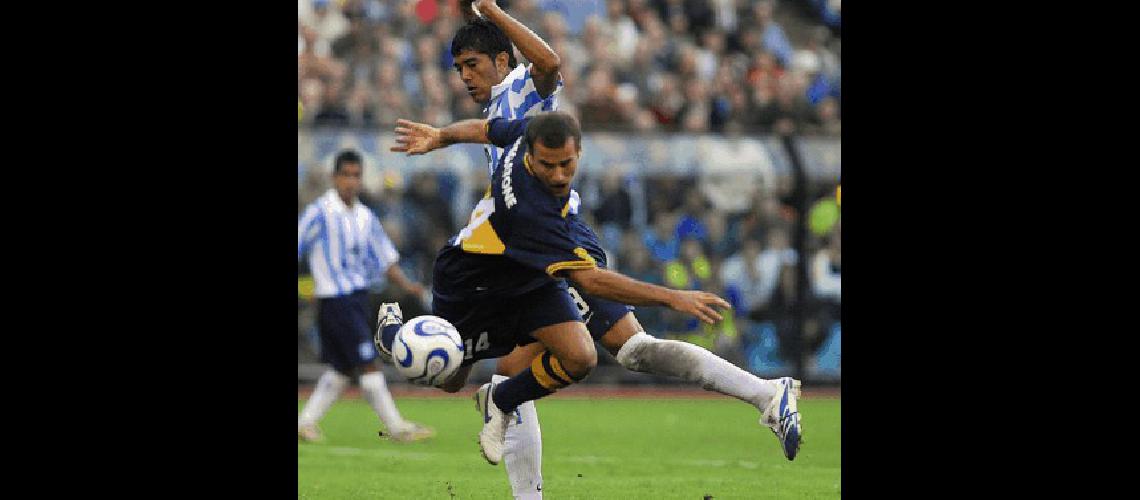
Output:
[483, 64, 581, 214]
[298, 189, 400, 298]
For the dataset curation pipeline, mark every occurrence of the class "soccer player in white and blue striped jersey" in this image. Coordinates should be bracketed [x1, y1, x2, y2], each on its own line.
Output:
[447, 4, 565, 496]
[296, 149, 434, 444]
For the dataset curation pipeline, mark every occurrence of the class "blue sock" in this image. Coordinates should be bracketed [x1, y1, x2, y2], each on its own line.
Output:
[492, 368, 553, 414]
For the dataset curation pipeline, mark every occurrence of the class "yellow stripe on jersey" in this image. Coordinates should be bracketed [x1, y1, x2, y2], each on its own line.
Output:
[460, 220, 506, 254]
[523, 154, 534, 175]
[574, 247, 597, 265]
[561, 198, 571, 218]
[545, 247, 597, 277]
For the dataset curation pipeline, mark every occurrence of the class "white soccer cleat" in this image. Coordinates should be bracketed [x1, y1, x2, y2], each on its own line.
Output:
[474, 382, 513, 465]
[298, 423, 323, 443]
[761, 377, 802, 461]
[375, 302, 404, 363]
[382, 422, 436, 443]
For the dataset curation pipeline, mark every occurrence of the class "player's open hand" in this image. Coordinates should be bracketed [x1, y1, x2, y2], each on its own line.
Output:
[391, 119, 442, 155]
[667, 290, 732, 325]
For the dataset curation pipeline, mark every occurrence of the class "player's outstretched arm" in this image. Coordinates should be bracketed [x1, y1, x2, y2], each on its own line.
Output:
[566, 268, 732, 325]
[390, 118, 489, 155]
[475, 0, 561, 97]
[384, 265, 430, 307]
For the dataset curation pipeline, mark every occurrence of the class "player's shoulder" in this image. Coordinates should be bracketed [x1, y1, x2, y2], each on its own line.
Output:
[301, 197, 326, 218]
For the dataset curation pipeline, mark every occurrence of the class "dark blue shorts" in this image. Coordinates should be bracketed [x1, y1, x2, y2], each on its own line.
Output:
[317, 290, 378, 374]
[433, 280, 583, 366]
[566, 285, 635, 341]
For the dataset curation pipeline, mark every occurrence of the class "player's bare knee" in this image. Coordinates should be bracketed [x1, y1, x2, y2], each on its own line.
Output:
[560, 344, 597, 379]
[600, 313, 641, 356]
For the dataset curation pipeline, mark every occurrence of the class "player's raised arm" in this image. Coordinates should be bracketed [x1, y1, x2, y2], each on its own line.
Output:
[391, 118, 490, 155]
[458, 0, 480, 22]
[565, 267, 733, 325]
[475, 0, 561, 97]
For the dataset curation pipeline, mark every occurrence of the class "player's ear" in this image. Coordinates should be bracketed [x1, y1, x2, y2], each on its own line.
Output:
[495, 52, 509, 73]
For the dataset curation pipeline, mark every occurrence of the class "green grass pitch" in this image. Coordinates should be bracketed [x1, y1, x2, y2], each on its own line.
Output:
[298, 395, 840, 499]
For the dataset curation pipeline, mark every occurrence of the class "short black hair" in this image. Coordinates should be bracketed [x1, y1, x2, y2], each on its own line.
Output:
[334, 150, 363, 173]
[451, 18, 518, 69]
[525, 112, 582, 152]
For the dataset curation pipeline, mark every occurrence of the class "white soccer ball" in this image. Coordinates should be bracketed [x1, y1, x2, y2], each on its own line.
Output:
[392, 315, 465, 387]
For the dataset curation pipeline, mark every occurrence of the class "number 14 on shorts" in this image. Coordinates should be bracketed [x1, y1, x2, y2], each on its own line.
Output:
[465, 332, 491, 360]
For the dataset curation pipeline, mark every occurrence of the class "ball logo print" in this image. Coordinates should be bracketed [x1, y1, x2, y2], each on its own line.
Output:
[393, 316, 465, 387]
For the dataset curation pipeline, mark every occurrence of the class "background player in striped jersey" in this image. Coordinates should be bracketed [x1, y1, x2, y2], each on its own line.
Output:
[297, 149, 434, 444]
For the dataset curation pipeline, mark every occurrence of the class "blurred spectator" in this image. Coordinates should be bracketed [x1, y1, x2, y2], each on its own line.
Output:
[720, 229, 798, 320]
[643, 212, 680, 263]
[664, 237, 713, 291]
[811, 225, 841, 303]
[300, 0, 350, 46]
[620, 240, 666, 334]
[595, 170, 633, 230]
[601, 0, 641, 66]
[807, 223, 841, 353]
[749, 0, 793, 67]
[674, 187, 711, 242]
[313, 79, 351, 127]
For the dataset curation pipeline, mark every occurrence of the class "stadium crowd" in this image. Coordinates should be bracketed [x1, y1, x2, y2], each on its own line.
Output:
[298, 0, 840, 135]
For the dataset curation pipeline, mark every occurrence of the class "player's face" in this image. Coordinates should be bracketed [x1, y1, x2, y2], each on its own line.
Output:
[528, 139, 579, 198]
[333, 162, 363, 202]
[453, 49, 506, 104]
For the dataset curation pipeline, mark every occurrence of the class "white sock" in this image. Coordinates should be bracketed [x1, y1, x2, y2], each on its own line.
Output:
[299, 369, 349, 427]
[494, 374, 544, 499]
[360, 371, 408, 432]
[616, 332, 779, 411]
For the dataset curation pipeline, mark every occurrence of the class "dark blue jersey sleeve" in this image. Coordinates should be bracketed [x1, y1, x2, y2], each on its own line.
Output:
[486, 117, 531, 148]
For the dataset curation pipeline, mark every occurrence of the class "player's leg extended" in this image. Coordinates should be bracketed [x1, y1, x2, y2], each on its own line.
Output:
[601, 312, 778, 407]
[494, 344, 547, 499]
[602, 312, 802, 459]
